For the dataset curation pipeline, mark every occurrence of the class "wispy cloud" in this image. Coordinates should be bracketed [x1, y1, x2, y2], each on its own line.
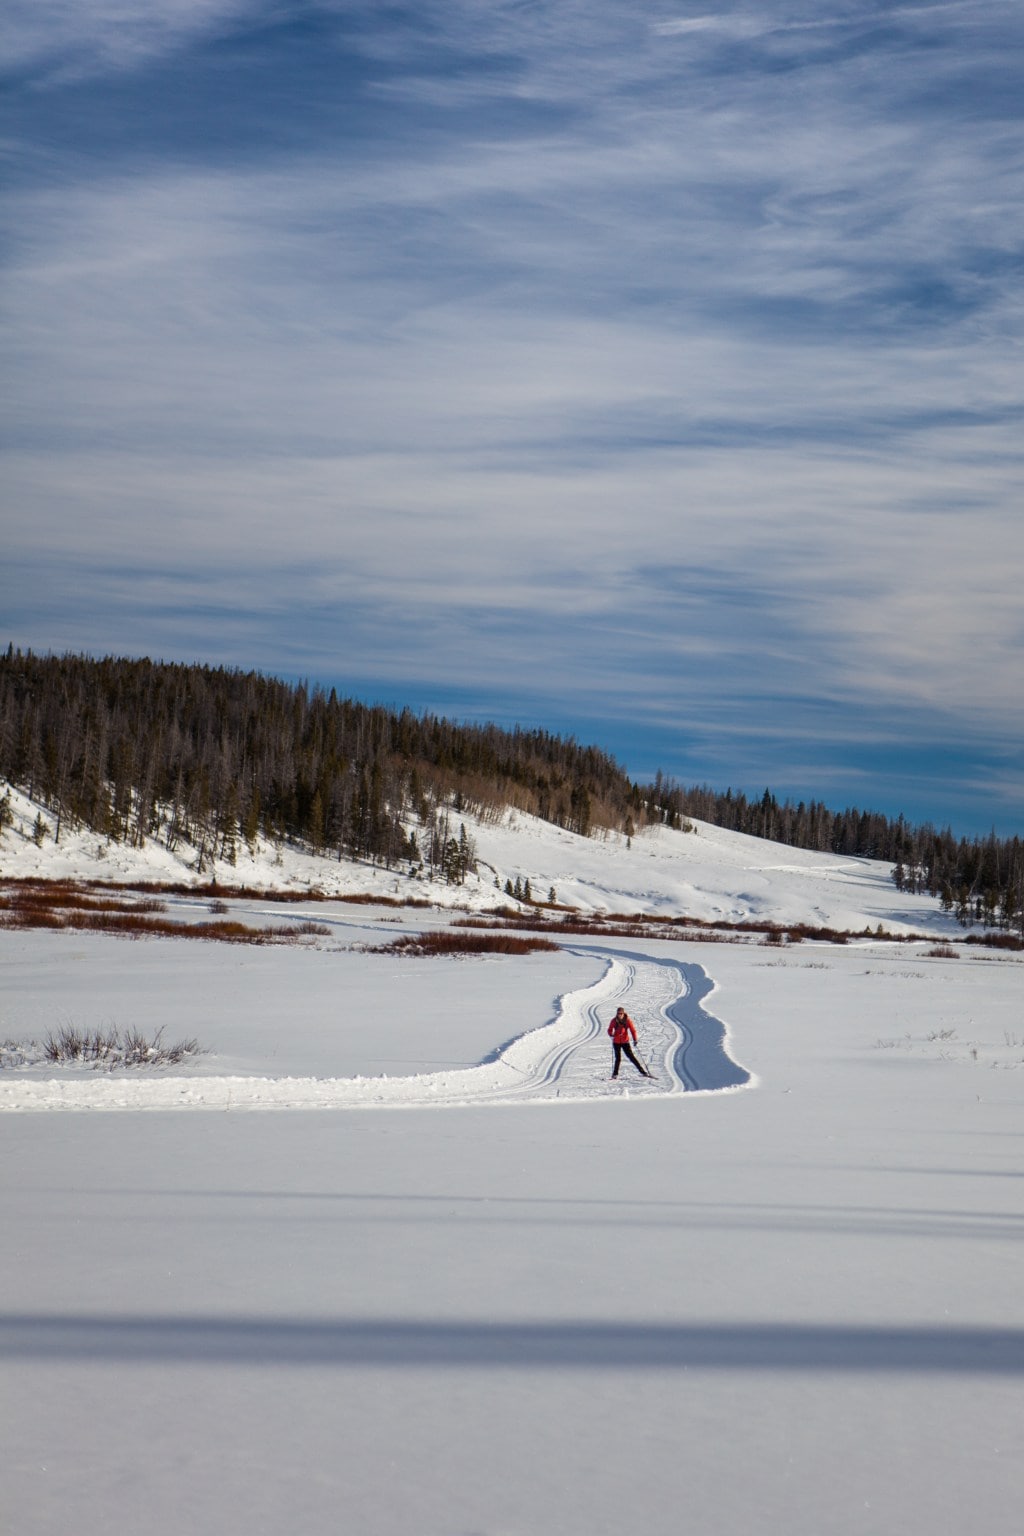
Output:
[1, 0, 254, 82]
[3, 1, 1023, 831]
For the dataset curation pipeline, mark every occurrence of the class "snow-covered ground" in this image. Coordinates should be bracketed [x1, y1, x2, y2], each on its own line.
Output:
[2, 785, 1022, 1535]
[0, 776, 956, 932]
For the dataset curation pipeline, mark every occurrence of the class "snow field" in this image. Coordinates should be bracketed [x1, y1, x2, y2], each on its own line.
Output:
[0, 949, 751, 1111]
[3, 938, 1021, 1536]
[2, 801, 1021, 1536]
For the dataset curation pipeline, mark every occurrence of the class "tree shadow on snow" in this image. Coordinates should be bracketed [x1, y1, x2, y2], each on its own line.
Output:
[3, 1315, 1022, 1374]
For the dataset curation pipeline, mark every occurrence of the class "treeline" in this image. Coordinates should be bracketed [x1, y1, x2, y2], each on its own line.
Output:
[651, 778, 1024, 935]
[0, 649, 642, 879]
[1, 648, 1021, 930]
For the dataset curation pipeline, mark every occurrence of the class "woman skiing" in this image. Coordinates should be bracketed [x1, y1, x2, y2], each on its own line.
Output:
[607, 1006, 652, 1079]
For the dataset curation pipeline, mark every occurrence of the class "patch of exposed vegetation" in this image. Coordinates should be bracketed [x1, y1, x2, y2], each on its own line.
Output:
[42, 1023, 203, 1068]
[374, 930, 560, 957]
[454, 911, 912, 946]
[0, 1025, 205, 1071]
[0, 880, 331, 944]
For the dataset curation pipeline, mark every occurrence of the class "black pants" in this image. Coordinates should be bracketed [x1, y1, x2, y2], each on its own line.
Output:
[612, 1041, 647, 1077]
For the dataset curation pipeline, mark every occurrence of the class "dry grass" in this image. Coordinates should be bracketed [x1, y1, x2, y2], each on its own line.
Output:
[374, 930, 561, 957]
[964, 931, 1024, 951]
[42, 1023, 202, 1068]
[0, 880, 331, 945]
[0, 879, 167, 916]
[85, 879, 434, 908]
[454, 911, 878, 945]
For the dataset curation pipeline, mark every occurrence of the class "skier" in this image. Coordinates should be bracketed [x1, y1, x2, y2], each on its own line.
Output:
[607, 1006, 652, 1079]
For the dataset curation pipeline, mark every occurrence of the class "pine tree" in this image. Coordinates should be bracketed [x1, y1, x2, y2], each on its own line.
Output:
[308, 790, 325, 853]
[458, 823, 476, 881]
[244, 786, 261, 851]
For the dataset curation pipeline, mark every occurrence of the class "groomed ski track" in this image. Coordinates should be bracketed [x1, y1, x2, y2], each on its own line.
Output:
[0, 953, 752, 1113]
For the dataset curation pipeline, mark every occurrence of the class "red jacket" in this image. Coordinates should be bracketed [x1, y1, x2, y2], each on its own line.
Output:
[608, 1012, 637, 1045]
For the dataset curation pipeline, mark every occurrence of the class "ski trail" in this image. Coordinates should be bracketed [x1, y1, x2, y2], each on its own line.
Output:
[0, 953, 751, 1112]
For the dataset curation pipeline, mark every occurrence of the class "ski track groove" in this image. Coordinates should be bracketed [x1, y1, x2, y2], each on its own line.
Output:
[0, 953, 751, 1113]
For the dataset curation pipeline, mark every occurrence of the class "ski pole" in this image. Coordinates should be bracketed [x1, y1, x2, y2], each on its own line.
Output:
[634, 1045, 653, 1078]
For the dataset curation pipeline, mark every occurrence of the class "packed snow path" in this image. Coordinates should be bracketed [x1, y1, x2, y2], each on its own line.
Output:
[0, 953, 751, 1112]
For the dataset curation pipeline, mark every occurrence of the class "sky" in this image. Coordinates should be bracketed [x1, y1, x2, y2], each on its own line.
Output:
[2, 1, 1023, 837]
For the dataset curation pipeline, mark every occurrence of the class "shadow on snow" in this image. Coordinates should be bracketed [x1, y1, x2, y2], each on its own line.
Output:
[2, 1314, 1021, 1374]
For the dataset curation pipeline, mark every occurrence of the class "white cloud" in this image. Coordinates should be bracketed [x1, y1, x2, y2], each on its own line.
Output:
[4, 137, 1023, 718]
[1, 0, 253, 81]
[653, 15, 769, 39]
[652, 3, 984, 43]
[3, 1, 1024, 821]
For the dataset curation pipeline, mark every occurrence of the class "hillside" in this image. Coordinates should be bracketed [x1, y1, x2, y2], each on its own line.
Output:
[2, 649, 1020, 933]
[0, 776, 956, 938]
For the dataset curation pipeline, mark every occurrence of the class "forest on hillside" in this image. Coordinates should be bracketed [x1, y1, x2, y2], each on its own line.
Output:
[0, 649, 1021, 931]
[0, 649, 644, 883]
[650, 782, 1023, 934]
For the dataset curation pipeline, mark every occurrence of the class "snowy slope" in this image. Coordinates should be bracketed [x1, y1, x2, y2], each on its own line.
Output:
[0, 776, 954, 934]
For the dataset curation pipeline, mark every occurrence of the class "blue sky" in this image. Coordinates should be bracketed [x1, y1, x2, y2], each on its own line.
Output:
[3, 2, 1023, 836]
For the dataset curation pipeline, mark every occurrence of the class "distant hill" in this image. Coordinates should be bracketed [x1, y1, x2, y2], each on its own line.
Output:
[1, 648, 1020, 932]
[0, 649, 642, 878]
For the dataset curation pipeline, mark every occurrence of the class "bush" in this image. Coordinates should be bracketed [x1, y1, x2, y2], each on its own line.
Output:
[375, 930, 560, 957]
[964, 931, 1024, 951]
[42, 1024, 202, 1068]
[0, 880, 333, 944]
